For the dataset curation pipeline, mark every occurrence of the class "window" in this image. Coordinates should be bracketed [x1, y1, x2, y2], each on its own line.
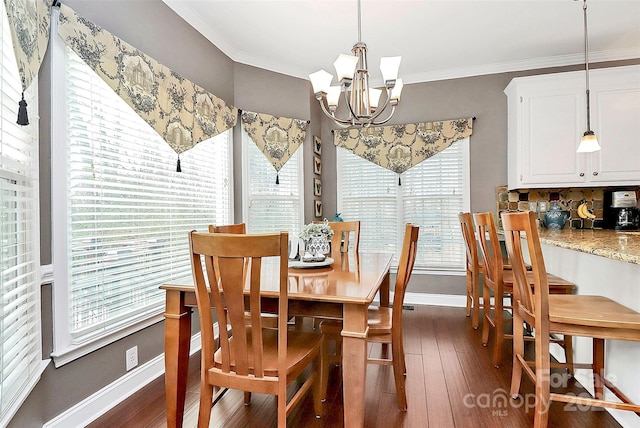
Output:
[0, 6, 43, 425]
[336, 138, 470, 271]
[242, 129, 304, 237]
[51, 29, 232, 365]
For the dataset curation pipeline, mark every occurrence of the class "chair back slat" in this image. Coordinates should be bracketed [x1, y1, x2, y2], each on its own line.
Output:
[500, 212, 550, 332]
[458, 212, 478, 272]
[472, 212, 504, 296]
[189, 231, 288, 380]
[328, 221, 360, 258]
[392, 224, 420, 327]
[209, 223, 246, 234]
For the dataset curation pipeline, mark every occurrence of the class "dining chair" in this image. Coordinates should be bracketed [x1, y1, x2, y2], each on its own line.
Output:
[472, 212, 575, 368]
[501, 211, 640, 428]
[458, 212, 483, 329]
[320, 223, 419, 410]
[188, 230, 324, 427]
[208, 223, 246, 234]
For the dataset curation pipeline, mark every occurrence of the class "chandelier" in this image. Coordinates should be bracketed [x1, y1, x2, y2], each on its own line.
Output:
[576, 0, 601, 153]
[308, 0, 403, 127]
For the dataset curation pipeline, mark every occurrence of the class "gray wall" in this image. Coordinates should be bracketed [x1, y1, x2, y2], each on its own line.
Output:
[9, 0, 640, 424]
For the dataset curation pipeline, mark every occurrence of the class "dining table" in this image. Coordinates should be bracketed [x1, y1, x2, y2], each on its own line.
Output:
[161, 251, 393, 428]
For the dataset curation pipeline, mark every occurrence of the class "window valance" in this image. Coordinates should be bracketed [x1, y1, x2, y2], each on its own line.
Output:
[241, 110, 309, 184]
[333, 117, 473, 184]
[57, 4, 238, 169]
[3, 0, 52, 124]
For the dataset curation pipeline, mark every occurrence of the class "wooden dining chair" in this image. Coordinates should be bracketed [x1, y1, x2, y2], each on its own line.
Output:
[188, 230, 324, 427]
[320, 223, 419, 410]
[459, 212, 483, 329]
[327, 220, 360, 259]
[473, 212, 575, 368]
[501, 211, 640, 428]
[208, 223, 246, 234]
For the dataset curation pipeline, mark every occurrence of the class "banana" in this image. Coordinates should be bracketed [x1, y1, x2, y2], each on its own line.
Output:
[578, 203, 596, 219]
[577, 203, 588, 219]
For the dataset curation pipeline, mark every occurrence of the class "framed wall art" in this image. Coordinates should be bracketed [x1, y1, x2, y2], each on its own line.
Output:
[314, 178, 322, 196]
[314, 199, 323, 218]
[314, 135, 322, 155]
[313, 156, 322, 175]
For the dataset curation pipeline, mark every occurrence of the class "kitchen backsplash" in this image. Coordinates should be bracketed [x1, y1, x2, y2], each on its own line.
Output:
[495, 185, 640, 230]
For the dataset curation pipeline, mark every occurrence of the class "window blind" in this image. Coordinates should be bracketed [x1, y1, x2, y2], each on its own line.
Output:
[337, 138, 469, 270]
[0, 6, 41, 424]
[243, 129, 303, 237]
[54, 42, 232, 352]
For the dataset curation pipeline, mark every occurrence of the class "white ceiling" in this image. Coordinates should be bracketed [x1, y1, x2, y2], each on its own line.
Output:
[163, 0, 640, 86]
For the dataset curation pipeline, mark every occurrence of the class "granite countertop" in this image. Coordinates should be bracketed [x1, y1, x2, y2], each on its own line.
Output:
[535, 228, 640, 265]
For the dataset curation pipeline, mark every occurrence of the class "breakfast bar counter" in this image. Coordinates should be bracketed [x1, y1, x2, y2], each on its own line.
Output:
[535, 228, 640, 265]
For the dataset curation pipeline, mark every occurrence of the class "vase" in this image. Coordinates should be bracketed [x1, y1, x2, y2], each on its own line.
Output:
[306, 234, 330, 255]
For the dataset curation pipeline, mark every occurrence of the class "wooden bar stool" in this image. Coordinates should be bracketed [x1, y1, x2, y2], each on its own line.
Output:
[502, 211, 640, 428]
[473, 212, 575, 368]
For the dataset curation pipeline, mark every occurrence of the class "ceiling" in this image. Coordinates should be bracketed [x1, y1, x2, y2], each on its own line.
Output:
[163, 0, 640, 86]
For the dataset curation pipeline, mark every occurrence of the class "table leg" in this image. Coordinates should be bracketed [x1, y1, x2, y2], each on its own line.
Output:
[341, 303, 369, 428]
[164, 290, 192, 428]
[379, 271, 391, 308]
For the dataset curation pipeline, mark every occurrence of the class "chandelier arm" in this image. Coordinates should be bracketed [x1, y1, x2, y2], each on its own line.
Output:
[342, 86, 361, 124]
[370, 105, 397, 126]
[317, 96, 354, 126]
[367, 87, 394, 123]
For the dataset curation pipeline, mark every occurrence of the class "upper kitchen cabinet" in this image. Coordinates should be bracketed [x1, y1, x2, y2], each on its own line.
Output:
[505, 65, 640, 189]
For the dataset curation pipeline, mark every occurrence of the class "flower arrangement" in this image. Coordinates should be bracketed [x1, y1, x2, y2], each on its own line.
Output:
[299, 219, 334, 242]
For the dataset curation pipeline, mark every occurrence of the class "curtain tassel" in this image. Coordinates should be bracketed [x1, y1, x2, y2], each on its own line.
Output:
[17, 92, 29, 126]
[275, 172, 279, 185]
[176, 156, 182, 172]
[398, 174, 402, 186]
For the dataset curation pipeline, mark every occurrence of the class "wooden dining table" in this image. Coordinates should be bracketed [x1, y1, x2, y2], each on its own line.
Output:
[161, 251, 393, 428]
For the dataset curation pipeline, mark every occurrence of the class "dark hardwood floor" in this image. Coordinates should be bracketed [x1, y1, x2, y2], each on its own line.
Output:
[89, 305, 625, 428]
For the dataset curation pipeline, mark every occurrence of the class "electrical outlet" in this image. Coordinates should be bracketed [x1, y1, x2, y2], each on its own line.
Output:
[126, 346, 138, 371]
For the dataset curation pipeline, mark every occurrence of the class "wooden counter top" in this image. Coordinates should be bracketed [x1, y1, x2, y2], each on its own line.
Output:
[534, 228, 640, 265]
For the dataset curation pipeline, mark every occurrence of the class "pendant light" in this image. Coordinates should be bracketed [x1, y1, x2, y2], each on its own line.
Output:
[576, 0, 601, 153]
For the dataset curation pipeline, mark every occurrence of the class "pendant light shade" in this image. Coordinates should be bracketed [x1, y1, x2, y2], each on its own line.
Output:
[576, 0, 601, 153]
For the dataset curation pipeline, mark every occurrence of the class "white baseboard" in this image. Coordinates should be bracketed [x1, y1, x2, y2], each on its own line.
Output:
[397, 292, 467, 308]
[43, 294, 466, 427]
[43, 333, 203, 428]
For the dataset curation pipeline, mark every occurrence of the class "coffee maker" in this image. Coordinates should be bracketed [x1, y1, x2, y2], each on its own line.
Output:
[603, 191, 640, 230]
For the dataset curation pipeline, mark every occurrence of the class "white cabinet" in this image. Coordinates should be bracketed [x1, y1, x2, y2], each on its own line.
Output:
[505, 65, 640, 189]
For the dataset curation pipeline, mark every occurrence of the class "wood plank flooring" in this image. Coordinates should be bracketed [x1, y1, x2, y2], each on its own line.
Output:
[89, 305, 625, 428]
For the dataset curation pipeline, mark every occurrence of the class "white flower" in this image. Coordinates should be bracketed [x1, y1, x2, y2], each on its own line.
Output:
[299, 219, 334, 241]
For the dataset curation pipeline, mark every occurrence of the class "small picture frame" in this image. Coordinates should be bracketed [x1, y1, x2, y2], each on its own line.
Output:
[314, 199, 323, 217]
[314, 178, 322, 196]
[313, 136, 322, 155]
[313, 156, 322, 175]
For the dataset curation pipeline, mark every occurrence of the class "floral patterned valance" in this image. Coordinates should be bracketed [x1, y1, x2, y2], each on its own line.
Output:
[241, 110, 309, 183]
[57, 4, 238, 169]
[4, 0, 52, 125]
[334, 118, 473, 184]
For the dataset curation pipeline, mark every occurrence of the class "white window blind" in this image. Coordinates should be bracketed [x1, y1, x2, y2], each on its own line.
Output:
[0, 5, 42, 425]
[242, 129, 303, 237]
[337, 137, 469, 270]
[51, 32, 232, 362]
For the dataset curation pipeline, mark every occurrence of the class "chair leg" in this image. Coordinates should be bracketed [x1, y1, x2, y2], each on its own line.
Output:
[244, 391, 251, 405]
[592, 338, 605, 400]
[564, 334, 574, 376]
[471, 271, 481, 329]
[510, 313, 525, 398]
[465, 271, 472, 318]
[481, 284, 491, 347]
[492, 291, 504, 368]
[533, 322, 551, 428]
[313, 354, 323, 418]
[391, 340, 408, 411]
[320, 336, 329, 402]
[277, 389, 287, 428]
[198, 382, 214, 428]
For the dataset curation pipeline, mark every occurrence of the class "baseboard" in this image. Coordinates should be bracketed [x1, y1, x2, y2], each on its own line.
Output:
[43, 332, 203, 428]
[42, 294, 466, 427]
[397, 292, 467, 308]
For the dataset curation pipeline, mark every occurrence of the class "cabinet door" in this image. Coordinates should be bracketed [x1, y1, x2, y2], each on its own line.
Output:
[588, 68, 640, 184]
[520, 79, 586, 186]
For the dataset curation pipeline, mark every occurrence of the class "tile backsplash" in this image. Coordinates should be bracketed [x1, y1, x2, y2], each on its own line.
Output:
[495, 185, 640, 230]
